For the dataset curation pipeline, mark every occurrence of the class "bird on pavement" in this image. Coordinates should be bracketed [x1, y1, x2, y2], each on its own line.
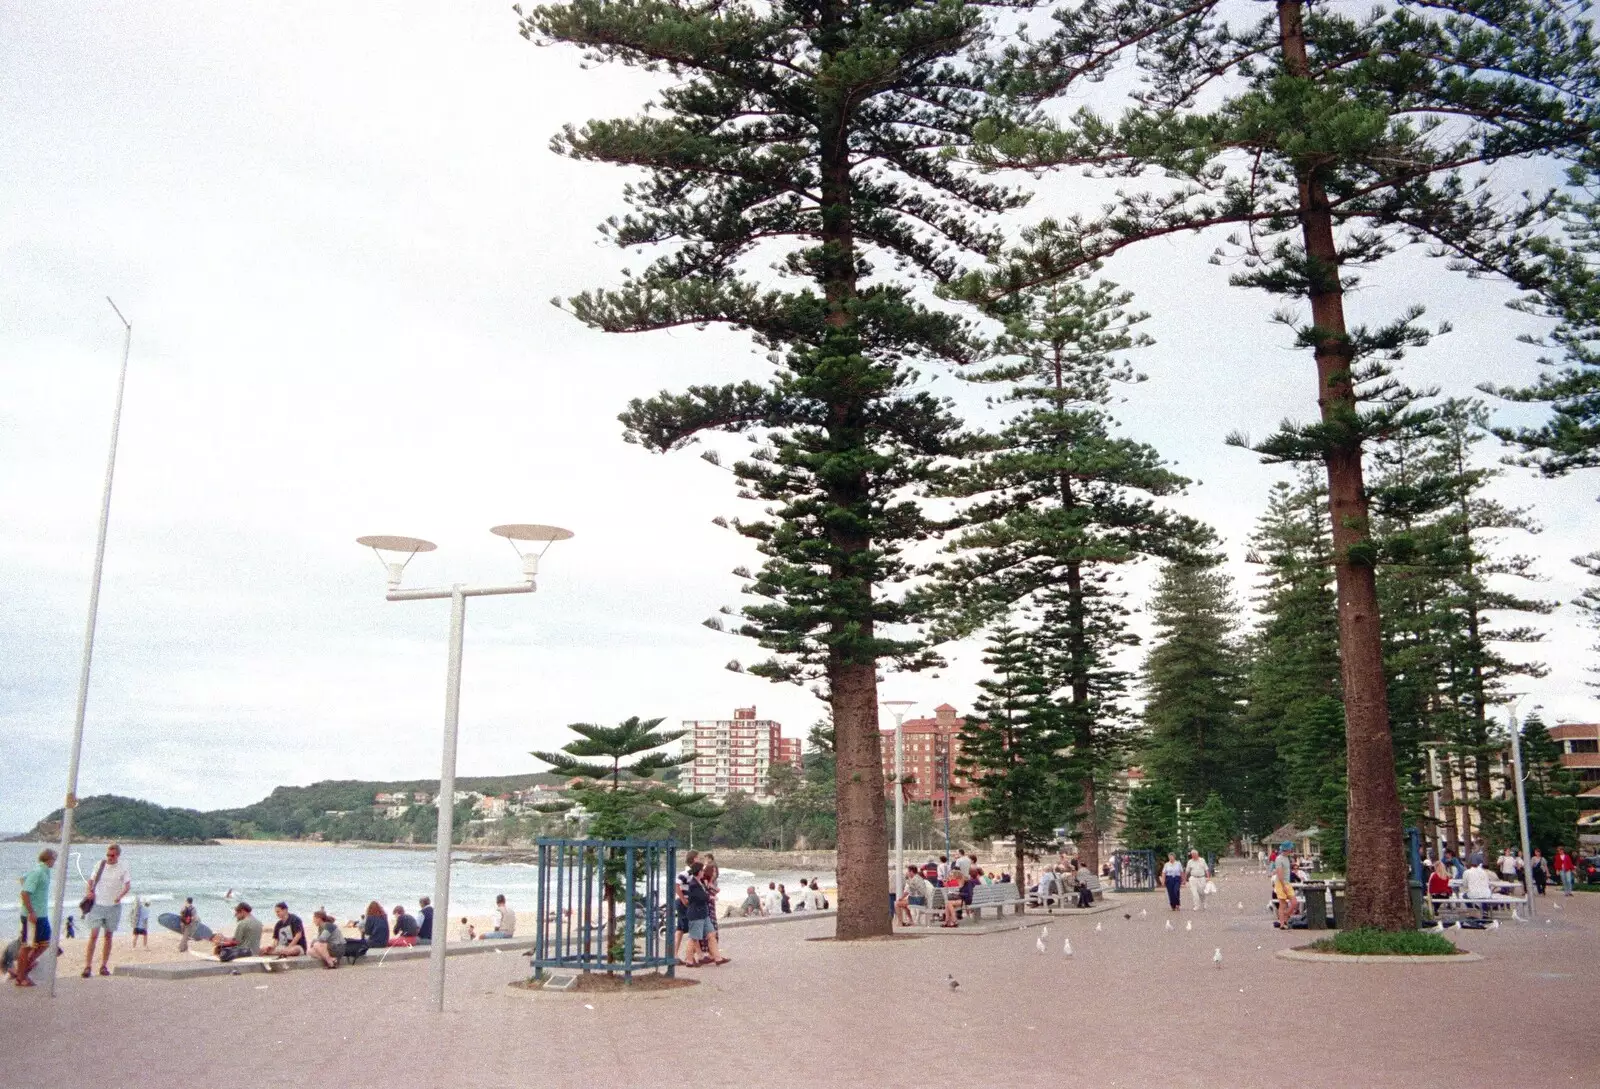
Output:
[1036, 935, 1046, 954]
[1487, 920, 1500, 930]
[1185, 920, 1192, 932]
[1237, 901, 1244, 911]
[1140, 909, 1148, 918]
[1062, 938, 1072, 957]
[1095, 921, 1102, 932]
[1165, 920, 1173, 931]
[1213, 948, 1222, 968]
[948, 974, 960, 991]
[1041, 926, 1048, 939]
[1123, 913, 1131, 921]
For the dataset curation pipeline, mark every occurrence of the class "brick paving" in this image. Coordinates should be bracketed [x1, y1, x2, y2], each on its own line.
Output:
[3, 867, 1595, 1089]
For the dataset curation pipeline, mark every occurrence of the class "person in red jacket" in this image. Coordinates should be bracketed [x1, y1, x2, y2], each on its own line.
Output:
[1554, 845, 1577, 896]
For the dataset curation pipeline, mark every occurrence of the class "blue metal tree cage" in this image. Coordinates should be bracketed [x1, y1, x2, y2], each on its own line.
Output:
[1112, 848, 1158, 892]
[530, 838, 678, 982]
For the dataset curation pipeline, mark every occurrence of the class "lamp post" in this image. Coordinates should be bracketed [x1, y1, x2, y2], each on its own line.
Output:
[1504, 699, 1541, 910]
[357, 524, 571, 1012]
[882, 700, 914, 895]
[47, 299, 133, 998]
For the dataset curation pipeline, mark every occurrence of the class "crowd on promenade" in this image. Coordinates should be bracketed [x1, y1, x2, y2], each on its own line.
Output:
[9, 843, 523, 986]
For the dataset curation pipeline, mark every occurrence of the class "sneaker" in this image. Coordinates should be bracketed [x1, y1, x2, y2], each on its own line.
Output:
[81, 968, 91, 979]
[99, 966, 110, 976]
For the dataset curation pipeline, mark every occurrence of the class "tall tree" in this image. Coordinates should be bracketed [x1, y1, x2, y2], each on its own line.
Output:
[1140, 556, 1247, 823]
[520, 0, 1037, 938]
[1577, 551, 1600, 692]
[957, 0, 1596, 930]
[930, 274, 1204, 870]
[957, 626, 1065, 895]
[1240, 470, 1342, 841]
[1485, 157, 1600, 483]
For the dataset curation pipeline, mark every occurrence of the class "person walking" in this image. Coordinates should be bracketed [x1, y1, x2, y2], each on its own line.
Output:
[1184, 850, 1212, 911]
[1273, 843, 1298, 929]
[131, 897, 151, 948]
[1161, 853, 1184, 911]
[1530, 849, 1549, 895]
[11, 848, 56, 988]
[177, 897, 200, 952]
[1554, 845, 1577, 896]
[80, 843, 131, 978]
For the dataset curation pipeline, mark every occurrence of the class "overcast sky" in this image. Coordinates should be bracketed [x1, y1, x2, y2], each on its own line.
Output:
[2, 2, 1595, 832]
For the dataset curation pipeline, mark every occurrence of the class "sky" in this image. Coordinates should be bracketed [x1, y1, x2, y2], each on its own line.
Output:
[2, 1, 1596, 832]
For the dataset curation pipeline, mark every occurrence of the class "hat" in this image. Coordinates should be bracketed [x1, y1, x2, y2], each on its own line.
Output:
[1280, 841, 1294, 850]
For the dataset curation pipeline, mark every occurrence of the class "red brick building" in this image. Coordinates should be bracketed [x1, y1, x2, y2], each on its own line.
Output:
[1550, 722, 1600, 827]
[878, 704, 974, 815]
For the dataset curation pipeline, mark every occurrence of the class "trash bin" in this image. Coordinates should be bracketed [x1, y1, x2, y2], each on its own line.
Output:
[1303, 886, 1328, 930]
[1408, 880, 1428, 927]
[1331, 887, 1347, 930]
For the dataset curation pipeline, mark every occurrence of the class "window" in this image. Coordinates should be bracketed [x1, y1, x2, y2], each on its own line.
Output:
[1568, 739, 1599, 754]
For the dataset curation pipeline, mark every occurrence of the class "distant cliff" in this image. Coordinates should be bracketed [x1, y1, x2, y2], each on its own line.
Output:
[19, 772, 570, 845]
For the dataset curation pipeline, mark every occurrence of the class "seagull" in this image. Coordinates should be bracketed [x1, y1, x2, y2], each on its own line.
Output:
[947, 974, 960, 991]
[1062, 938, 1072, 957]
[1041, 926, 1048, 939]
[1036, 935, 1046, 954]
[1424, 921, 1444, 933]
[1488, 919, 1500, 930]
[1213, 948, 1222, 968]
[1186, 920, 1193, 932]
[1165, 919, 1173, 932]
[1237, 901, 1244, 911]
[1095, 921, 1102, 932]
[1139, 908, 1148, 918]
[1123, 913, 1131, 921]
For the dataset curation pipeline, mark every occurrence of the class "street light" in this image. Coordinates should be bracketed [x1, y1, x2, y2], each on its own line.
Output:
[882, 700, 914, 896]
[1503, 698, 1542, 911]
[47, 299, 133, 998]
[357, 523, 572, 1012]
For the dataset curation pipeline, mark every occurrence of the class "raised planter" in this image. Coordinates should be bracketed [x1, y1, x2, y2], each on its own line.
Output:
[1276, 947, 1484, 964]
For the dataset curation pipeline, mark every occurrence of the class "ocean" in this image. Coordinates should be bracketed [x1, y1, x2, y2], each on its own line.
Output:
[0, 840, 834, 930]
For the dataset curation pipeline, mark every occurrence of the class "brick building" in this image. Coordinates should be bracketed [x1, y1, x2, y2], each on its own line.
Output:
[1550, 722, 1600, 826]
[878, 704, 973, 815]
[681, 706, 803, 801]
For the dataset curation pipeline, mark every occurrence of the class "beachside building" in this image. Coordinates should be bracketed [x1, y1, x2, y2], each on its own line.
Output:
[878, 704, 973, 816]
[474, 795, 509, 820]
[680, 706, 803, 801]
[1551, 722, 1600, 840]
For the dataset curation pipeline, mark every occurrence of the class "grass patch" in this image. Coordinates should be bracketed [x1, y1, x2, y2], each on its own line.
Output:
[1306, 927, 1461, 956]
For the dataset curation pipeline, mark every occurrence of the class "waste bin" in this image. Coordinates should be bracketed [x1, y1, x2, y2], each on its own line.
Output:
[1331, 887, 1347, 930]
[1303, 886, 1328, 930]
[1407, 880, 1428, 927]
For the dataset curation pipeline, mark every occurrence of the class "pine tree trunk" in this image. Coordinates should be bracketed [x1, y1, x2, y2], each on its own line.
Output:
[1439, 752, 1460, 854]
[832, 661, 891, 938]
[1279, 0, 1411, 931]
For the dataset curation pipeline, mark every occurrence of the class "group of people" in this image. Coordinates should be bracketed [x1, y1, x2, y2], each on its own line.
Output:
[1425, 844, 1581, 897]
[10, 841, 523, 987]
[738, 877, 827, 917]
[892, 853, 1029, 928]
[1160, 850, 1215, 912]
[1028, 859, 1098, 911]
[674, 850, 730, 967]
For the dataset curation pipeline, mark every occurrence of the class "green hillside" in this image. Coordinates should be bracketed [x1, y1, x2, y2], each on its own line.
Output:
[23, 772, 570, 845]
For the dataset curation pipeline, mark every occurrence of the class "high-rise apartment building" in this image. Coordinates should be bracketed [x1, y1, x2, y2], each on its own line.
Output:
[879, 704, 973, 815]
[682, 706, 803, 801]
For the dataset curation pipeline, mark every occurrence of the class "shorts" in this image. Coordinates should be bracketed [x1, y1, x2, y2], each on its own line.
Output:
[83, 901, 122, 933]
[909, 896, 926, 906]
[687, 919, 711, 941]
[20, 915, 51, 945]
[132, 928, 148, 936]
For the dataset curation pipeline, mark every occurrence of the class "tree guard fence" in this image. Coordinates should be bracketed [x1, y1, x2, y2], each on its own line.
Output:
[531, 838, 677, 981]
[1112, 849, 1157, 892]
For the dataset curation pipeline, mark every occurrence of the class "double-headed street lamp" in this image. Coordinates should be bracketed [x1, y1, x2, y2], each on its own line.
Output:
[882, 700, 914, 896]
[356, 524, 572, 1012]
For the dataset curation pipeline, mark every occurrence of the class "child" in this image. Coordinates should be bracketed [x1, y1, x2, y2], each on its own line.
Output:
[458, 917, 476, 942]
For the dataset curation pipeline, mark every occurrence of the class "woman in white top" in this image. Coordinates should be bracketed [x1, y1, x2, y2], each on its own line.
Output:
[1161, 854, 1184, 911]
[1183, 850, 1212, 910]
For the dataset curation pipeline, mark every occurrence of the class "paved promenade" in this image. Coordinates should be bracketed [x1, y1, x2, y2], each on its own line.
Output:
[4, 867, 1595, 1089]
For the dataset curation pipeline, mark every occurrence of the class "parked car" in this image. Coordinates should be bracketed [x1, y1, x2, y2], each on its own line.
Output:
[1578, 855, 1600, 885]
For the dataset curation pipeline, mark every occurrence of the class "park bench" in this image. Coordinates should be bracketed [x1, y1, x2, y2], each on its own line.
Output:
[966, 882, 1024, 919]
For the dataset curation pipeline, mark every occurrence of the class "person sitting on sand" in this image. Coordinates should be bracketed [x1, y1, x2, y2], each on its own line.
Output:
[482, 894, 515, 939]
[389, 904, 419, 947]
[261, 902, 306, 957]
[458, 917, 476, 942]
[740, 886, 762, 917]
[308, 910, 344, 969]
[212, 902, 263, 961]
[761, 882, 781, 916]
[359, 901, 389, 951]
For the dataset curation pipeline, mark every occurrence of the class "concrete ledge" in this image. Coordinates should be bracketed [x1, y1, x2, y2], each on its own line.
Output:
[718, 909, 835, 929]
[1275, 948, 1484, 965]
[114, 939, 537, 980]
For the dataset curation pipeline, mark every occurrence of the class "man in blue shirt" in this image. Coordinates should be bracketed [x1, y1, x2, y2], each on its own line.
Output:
[417, 896, 433, 945]
[11, 848, 56, 988]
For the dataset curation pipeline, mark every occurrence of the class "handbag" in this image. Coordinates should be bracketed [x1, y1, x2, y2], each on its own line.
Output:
[79, 860, 106, 916]
[1204, 879, 1218, 895]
